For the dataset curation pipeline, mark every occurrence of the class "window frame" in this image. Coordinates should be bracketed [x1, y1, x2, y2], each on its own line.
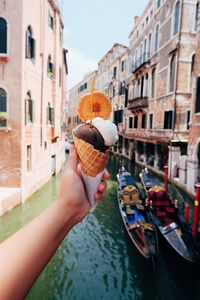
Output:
[0, 17, 8, 55]
[172, 1, 181, 36]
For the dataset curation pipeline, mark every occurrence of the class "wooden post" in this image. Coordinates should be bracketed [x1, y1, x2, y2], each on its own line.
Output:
[193, 183, 200, 240]
[164, 165, 168, 192]
[184, 202, 190, 221]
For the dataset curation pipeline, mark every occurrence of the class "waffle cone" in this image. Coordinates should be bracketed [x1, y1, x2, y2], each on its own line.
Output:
[73, 133, 109, 176]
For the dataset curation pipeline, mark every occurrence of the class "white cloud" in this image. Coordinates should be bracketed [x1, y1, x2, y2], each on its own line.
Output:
[65, 46, 97, 92]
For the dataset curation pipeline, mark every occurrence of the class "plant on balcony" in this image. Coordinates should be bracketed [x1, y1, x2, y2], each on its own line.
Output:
[0, 112, 7, 121]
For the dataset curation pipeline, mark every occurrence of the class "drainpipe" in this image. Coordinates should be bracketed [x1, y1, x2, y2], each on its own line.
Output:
[169, 0, 184, 179]
[40, 0, 45, 146]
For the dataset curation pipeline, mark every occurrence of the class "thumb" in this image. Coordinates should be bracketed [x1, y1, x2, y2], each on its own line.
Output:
[65, 145, 78, 171]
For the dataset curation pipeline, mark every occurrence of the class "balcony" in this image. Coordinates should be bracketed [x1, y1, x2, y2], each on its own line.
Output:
[132, 53, 150, 73]
[128, 96, 148, 110]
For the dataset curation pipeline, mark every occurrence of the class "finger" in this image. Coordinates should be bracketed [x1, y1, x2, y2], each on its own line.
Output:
[65, 145, 78, 171]
[95, 191, 105, 201]
[103, 169, 110, 180]
[98, 180, 107, 193]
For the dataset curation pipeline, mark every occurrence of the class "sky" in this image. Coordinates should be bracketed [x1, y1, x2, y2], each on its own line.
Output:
[62, 0, 149, 91]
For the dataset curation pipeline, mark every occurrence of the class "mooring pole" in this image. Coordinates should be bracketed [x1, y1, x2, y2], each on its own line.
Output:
[164, 165, 168, 192]
[193, 183, 200, 240]
[184, 202, 190, 222]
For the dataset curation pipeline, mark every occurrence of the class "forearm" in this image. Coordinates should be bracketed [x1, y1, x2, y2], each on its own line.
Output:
[0, 198, 77, 300]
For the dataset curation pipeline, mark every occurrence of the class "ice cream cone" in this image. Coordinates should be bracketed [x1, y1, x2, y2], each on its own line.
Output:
[73, 132, 109, 211]
[73, 133, 109, 177]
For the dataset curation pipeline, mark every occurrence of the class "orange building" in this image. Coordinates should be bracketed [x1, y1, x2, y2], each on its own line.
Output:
[0, 0, 67, 215]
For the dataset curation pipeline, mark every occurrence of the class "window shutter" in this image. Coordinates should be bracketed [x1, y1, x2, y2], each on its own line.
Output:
[195, 77, 200, 113]
[31, 38, 36, 59]
[32, 100, 35, 123]
[50, 108, 55, 126]
[25, 30, 29, 58]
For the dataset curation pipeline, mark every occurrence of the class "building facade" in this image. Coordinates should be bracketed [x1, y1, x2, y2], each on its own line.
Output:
[0, 0, 67, 215]
[188, 0, 200, 192]
[68, 70, 97, 136]
[125, 0, 199, 191]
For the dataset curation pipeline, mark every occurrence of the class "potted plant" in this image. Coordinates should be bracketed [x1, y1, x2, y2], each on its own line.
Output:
[0, 112, 7, 127]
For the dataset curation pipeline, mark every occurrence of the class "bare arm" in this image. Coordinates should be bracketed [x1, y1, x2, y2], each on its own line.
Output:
[0, 146, 109, 300]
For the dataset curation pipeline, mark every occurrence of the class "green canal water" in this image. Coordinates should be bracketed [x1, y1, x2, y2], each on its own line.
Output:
[0, 155, 200, 300]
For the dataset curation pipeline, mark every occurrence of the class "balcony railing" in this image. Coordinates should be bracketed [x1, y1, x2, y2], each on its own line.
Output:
[128, 96, 148, 110]
[132, 52, 150, 73]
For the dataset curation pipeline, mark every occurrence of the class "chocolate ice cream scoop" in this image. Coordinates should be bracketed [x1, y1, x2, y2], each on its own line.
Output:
[74, 124, 109, 152]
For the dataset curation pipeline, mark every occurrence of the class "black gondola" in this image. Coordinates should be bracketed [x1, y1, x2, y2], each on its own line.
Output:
[116, 167, 159, 268]
[140, 168, 200, 264]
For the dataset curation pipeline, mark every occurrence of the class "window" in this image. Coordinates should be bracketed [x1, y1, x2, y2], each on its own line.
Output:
[157, 0, 161, 9]
[27, 145, 32, 172]
[164, 111, 173, 129]
[129, 117, 133, 128]
[148, 33, 152, 58]
[47, 103, 55, 126]
[173, 1, 180, 35]
[0, 88, 7, 127]
[186, 110, 190, 130]
[154, 24, 160, 52]
[141, 113, 146, 129]
[119, 82, 126, 95]
[149, 113, 153, 129]
[121, 60, 125, 72]
[49, 12, 54, 30]
[195, 3, 199, 31]
[114, 110, 123, 124]
[134, 115, 138, 128]
[47, 55, 53, 78]
[191, 54, 195, 74]
[113, 67, 117, 78]
[25, 26, 36, 59]
[195, 77, 200, 113]
[151, 68, 156, 98]
[25, 91, 34, 123]
[0, 17, 7, 54]
[170, 55, 176, 92]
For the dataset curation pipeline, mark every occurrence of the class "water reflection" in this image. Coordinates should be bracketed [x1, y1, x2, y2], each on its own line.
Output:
[0, 154, 200, 300]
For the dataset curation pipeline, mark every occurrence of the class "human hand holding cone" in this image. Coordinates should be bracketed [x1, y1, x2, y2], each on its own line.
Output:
[73, 89, 118, 211]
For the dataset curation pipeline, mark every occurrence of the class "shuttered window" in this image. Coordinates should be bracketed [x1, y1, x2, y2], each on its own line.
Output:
[0, 17, 7, 54]
[25, 26, 36, 60]
[195, 77, 200, 113]
[0, 88, 7, 127]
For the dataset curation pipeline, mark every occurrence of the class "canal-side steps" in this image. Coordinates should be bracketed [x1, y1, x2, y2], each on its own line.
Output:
[0, 188, 21, 216]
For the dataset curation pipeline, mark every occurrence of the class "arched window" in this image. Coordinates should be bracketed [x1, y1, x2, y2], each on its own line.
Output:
[151, 68, 156, 98]
[142, 113, 146, 129]
[47, 55, 53, 77]
[195, 3, 199, 31]
[173, 1, 180, 36]
[148, 33, 152, 58]
[170, 55, 176, 92]
[154, 24, 159, 52]
[25, 26, 36, 59]
[25, 91, 34, 123]
[0, 88, 7, 127]
[0, 17, 7, 54]
[191, 54, 195, 74]
[134, 115, 138, 128]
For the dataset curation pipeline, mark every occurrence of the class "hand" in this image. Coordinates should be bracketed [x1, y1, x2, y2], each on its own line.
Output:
[59, 145, 110, 223]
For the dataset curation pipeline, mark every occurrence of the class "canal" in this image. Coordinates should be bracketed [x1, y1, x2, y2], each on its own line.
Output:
[0, 154, 200, 300]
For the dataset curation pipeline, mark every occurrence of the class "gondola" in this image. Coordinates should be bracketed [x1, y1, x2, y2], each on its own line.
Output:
[140, 168, 200, 264]
[116, 167, 159, 268]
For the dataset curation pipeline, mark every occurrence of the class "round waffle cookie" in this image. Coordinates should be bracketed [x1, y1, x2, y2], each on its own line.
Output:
[78, 91, 112, 122]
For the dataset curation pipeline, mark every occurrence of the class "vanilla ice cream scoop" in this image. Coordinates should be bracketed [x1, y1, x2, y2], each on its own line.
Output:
[92, 117, 119, 146]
